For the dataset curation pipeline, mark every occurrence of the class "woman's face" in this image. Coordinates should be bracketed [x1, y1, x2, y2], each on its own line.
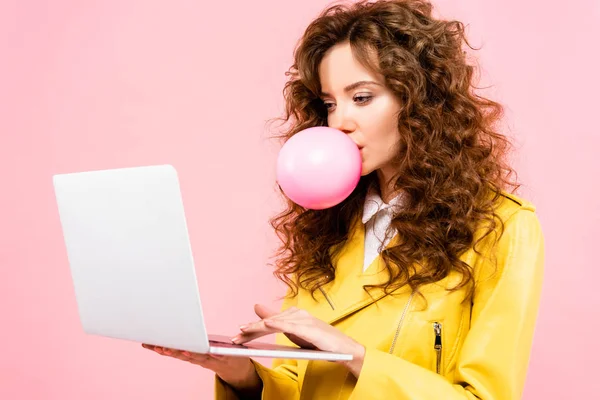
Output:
[318, 42, 403, 180]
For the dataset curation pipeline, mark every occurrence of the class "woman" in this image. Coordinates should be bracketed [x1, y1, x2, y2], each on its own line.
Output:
[143, 0, 545, 398]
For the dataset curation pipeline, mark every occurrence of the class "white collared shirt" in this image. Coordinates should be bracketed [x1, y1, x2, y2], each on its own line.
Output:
[361, 187, 405, 271]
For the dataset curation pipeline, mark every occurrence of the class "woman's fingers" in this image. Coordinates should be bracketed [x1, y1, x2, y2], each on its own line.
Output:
[242, 307, 298, 330]
[233, 310, 301, 342]
[234, 307, 319, 346]
[239, 306, 301, 335]
[142, 344, 225, 368]
[144, 344, 183, 358]
[263, 318, 306, 336]
[232, 326, 279, 343]
[142, 343, 167, 355]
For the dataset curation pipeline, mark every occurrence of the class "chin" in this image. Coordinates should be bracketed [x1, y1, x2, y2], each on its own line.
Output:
[360, 164, 374, 177]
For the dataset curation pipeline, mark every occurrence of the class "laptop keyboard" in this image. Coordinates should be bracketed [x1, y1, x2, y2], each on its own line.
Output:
[209, 339, 248, 349]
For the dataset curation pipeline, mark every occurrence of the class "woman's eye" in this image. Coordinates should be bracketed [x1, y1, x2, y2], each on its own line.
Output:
[354, 95, 373, 104]
[322, 95, 373, 112]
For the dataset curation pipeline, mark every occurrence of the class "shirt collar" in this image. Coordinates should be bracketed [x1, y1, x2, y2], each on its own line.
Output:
[362, 185, 405, 224]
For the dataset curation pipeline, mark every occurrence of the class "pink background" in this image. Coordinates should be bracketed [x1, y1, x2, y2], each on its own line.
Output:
[1, 0, 598, 398]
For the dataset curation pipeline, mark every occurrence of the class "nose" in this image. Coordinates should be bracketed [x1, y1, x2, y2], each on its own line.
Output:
[328, 109, 356, 135]
[328, 112, 359, 148]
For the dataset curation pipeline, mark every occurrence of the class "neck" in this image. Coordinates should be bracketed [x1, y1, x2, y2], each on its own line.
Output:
[376, 169, 399, 203]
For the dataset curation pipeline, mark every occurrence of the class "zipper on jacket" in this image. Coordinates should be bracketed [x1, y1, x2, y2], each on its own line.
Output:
[433, 322, 442, 374]
[388, 292, 414, 354]
[319, 287, 335, 310]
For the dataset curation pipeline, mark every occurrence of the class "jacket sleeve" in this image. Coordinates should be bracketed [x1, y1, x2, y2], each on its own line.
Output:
[349, 208, 545, 400]
[214, 294, 300, 400]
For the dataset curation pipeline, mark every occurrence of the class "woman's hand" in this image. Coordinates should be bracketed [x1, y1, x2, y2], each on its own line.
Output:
[141, 344, 262, 396]
[232, 304, 366, 377]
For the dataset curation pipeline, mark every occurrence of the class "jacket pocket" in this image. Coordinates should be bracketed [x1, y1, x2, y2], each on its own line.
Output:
[433, 321, 443, 374]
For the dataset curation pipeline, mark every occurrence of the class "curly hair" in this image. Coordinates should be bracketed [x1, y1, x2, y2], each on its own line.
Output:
[268, 0, 519, 301]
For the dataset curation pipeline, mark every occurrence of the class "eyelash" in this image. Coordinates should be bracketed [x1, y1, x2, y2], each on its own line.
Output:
[323, 95, 373, 111]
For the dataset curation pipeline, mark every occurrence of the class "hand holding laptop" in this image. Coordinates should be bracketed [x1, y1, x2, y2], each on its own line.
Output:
[142, 303, 366, 380]
[142, 344, 261, 395]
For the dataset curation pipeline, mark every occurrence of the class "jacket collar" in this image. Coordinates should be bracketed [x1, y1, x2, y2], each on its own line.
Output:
[362, 185, 405, 224]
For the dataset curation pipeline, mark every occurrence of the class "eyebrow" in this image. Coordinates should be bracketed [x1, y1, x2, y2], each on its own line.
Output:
[320, 80, 382, 97]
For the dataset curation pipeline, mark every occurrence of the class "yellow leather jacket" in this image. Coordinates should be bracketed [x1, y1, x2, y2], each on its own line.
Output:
[215, 192, 545, 399]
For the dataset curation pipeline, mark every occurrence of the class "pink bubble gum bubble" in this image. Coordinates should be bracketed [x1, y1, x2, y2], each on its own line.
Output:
[276, 126, 362, 210]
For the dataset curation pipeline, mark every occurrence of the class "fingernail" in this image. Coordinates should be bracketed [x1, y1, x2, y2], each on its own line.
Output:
[231, 336, 240, 343]
[239, 325, 248, 330]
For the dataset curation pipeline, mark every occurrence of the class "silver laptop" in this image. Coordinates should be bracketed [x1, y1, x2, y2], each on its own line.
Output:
[52, 164, 352, 361]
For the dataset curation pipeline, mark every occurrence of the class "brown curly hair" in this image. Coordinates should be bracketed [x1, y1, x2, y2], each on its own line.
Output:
[268, 0, 519, 301]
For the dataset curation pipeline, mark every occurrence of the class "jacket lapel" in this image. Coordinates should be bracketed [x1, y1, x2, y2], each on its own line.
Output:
[306, 219, 409, 325]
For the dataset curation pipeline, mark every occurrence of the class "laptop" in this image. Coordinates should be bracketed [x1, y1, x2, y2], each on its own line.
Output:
[52, 164, 352, 361]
